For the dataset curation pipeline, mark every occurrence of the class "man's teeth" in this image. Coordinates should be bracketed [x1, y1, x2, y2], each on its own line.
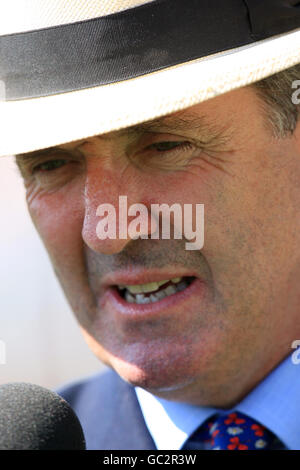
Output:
[118, 277, 190, 304]
[121, 278, 181, 295]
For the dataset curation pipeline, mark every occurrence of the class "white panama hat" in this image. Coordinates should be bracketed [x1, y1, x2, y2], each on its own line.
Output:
[0, 0, 300, 157]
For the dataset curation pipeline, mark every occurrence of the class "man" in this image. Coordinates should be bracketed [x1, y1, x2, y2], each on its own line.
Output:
[1, 0, 300, 450]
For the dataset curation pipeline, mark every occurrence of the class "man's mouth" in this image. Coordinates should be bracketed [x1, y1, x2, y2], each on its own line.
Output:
[116, 276, 195, 304]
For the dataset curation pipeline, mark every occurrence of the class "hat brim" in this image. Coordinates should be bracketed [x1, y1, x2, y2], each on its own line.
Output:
[1, 27, 300, 157]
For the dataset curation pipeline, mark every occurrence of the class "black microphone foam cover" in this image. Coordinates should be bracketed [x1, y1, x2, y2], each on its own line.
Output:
[0, 382, 86, 449]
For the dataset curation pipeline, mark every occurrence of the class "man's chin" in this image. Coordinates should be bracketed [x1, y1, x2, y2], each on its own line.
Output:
[108, 357, 198, 397]
[81, 328, 212, 399]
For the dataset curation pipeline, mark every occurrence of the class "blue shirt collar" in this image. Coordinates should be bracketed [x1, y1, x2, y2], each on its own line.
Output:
[135, 351, 300, 450]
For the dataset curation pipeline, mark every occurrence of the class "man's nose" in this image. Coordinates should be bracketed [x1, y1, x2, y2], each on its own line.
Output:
[81, 162, 157, 254]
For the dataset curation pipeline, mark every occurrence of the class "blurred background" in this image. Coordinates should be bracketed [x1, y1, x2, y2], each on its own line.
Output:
[0, 156, 105, 389]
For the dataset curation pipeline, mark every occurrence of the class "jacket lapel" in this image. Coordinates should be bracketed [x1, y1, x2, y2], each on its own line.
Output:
[57, 369, 156, 450]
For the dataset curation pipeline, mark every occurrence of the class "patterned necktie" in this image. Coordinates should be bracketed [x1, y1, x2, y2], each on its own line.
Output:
[182, 411, 284, 450]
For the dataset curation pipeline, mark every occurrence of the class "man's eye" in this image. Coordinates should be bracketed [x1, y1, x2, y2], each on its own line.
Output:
[33, 159, 67, 173]
[130, 139, 196, 172]
[148, 141, 191, 152]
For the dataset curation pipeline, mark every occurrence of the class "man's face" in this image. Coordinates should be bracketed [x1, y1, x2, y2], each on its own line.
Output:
[16, 86, 300, 407]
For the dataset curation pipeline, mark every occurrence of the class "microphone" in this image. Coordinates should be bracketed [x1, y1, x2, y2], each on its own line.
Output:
[0, 382, 86, 449]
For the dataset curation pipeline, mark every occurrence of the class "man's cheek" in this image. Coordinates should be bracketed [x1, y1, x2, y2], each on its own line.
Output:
[28, 193, 85, 260]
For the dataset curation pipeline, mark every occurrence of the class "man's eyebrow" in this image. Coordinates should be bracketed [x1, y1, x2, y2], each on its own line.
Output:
[16, 112, 230, 169]
[18, 147, 63, 158]
[102, 112, 225, 139]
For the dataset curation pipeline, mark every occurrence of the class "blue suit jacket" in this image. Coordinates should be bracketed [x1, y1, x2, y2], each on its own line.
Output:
[56, 369, 156, 450]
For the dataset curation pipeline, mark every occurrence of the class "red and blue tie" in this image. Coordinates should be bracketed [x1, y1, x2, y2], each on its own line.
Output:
[182, 411, 283, 450]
